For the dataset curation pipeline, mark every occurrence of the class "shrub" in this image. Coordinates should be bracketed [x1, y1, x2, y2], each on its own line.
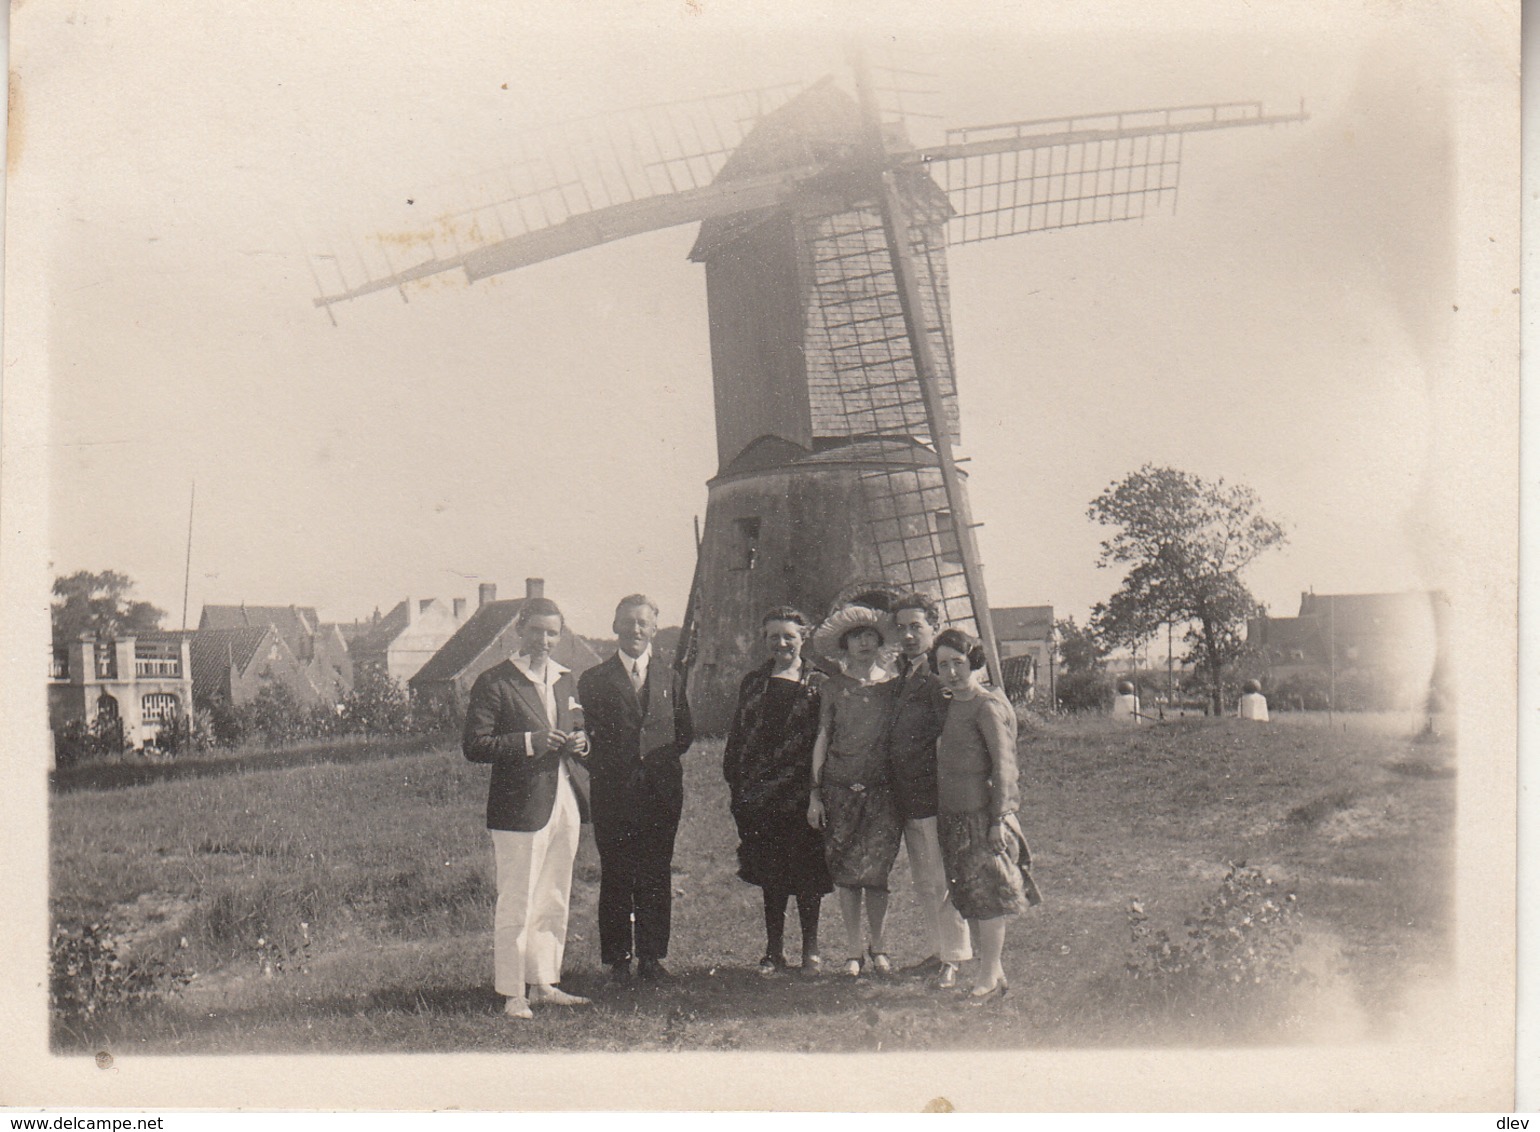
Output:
[53, 715, 126, 768]
[1056, 669, 1113, 713]
[1270, 671, 1331, 712]
[154, 709, 217, 757]
[49, 921, 193, 1027]
[1125, 862, 1310, 1033]
[341, 668, 413, 735]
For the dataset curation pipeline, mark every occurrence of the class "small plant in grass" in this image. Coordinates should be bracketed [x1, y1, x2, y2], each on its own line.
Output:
[1125, 862, 1309, 1032]
[255, 922, 313, 978]
[50, 922, 194, 1025]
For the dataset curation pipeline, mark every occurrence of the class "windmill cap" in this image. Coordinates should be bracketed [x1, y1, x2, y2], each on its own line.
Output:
[812, 604, 894, 658]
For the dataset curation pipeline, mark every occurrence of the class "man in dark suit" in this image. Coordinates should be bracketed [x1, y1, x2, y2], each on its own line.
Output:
[578, 594, 694, 982]
[463, 596, 593, 1020]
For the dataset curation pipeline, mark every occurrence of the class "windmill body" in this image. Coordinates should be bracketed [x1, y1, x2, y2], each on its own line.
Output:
[308, 62, 1304, 733]
[686, 81, 975, 730]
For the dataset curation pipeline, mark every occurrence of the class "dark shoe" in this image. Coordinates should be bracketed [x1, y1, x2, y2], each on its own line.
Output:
[608, 960, 633, 983]
[967, 977, 1009, 1004]
[800, 954, 823, 978]
[637, 958, 672, 982]
[900, 954, 945, 977]
[758, 953, 788, 977]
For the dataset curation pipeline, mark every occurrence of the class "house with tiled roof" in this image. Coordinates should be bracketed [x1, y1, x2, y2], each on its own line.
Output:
[347, 596, 468, 686]
[1246, 590, 1451, 709]
[990, 605, 1055, 704]
[410, 579, 603, 710]
[198, 603, 353, 704]
[184, 625, 317, 709]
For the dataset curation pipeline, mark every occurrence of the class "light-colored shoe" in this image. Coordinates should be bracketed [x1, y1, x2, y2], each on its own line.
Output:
[938, 962, 960, 989]
[866, 949, 893, 977]
[503, 996, 534, 1020]
[528, 984, 591, 1007]
[842, 957, 863, 978]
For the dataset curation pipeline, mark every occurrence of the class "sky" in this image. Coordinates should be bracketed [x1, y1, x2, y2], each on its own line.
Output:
[12, 0, 1489, 641]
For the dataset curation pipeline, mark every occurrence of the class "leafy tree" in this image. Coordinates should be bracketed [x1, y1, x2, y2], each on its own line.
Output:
[1087, 465, 1286, 716]
[52, 570, 165, 649]
[1054, 616, 1107, 675]
[341, 667, 412, 736]
[242, 681, 308, 746]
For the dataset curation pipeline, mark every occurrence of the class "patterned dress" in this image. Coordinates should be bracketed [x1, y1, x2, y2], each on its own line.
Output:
[722, 663, 832, 895]
[818, 670, 903, 890]
[936, 687, 1040, 919]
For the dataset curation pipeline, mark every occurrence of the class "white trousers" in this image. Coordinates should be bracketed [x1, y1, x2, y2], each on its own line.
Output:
[490, 767, 581, 997]
[905, 816, 973, 962]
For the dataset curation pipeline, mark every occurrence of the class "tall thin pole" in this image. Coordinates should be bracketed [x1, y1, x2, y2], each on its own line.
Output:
[181, 481, 196, 631]
[1327, 595, 1336, 728]
[1167, 621, 1175, 707]
[849, 46, 1004, 689]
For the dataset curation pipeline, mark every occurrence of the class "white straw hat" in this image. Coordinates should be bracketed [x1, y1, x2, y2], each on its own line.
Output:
[812, 604, 894, 659]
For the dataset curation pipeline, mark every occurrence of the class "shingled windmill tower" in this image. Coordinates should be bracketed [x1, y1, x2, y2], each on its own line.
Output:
[683, 79, 978, 723]
[309, 51, 1305, 730]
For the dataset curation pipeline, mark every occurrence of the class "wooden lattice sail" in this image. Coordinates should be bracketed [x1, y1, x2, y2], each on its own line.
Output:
[306, 57, 1305, 729]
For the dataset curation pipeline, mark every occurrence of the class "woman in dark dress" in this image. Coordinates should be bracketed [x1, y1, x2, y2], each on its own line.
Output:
[722, 607, 832, 976]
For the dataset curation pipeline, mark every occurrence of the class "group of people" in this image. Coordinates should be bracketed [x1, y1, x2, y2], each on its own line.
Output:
[461, 589, 1038, 1022]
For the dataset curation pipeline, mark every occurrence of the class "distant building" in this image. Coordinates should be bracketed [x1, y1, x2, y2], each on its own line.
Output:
[198, 604, 353, 704]
[1246, 590, 1451, 709]
[410, 578, 603, 710]
[991, 605, 1054, 703]
[48, 632, 193, 749]
[183, 625, 315, 710]
[345, 597, 468, 686]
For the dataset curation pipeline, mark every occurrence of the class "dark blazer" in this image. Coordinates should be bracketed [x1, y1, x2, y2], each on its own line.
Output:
[578, 652, 693, 829]
[885, 658, 951, 821]
[462, 659, 591, 832]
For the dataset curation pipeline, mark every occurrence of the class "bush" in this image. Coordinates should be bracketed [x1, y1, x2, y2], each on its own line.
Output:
[1056, 669, 1113, 713]
[1270, 671, 1331, 712]
[341, 668, 412, 735]
[154, 709, 217, 757]
[53, 715, 126, 768]
[1125, 862, 1310, 1033]
[49, 921, 193, 1027]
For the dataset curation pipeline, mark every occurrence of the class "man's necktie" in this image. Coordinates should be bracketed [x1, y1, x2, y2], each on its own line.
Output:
[630, 660, 644, 693]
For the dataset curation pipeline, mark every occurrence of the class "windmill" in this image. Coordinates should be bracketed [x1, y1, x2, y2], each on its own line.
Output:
[308, 49, 1305, 731]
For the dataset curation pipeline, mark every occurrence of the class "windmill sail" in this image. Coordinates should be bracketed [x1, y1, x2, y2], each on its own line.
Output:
[304, 68, 1304, 723]
[915, 101, 1307, 243]
[801, 192, 980, 635]
[308, 83, 807, 314]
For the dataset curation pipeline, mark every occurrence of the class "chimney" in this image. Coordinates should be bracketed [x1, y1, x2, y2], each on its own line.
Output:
[453, 598, 467, 619]
[405, 597, 416, 626]
[479, 583, 497, 608]
[526, 577, 544, 600]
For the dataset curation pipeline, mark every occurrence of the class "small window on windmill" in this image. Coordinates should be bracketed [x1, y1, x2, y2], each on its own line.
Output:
[733, 517, 762, 571]
[934, 509, 963, 565]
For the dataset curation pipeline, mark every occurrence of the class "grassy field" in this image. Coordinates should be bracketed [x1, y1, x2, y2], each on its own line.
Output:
[48, 712, 1454, 1053]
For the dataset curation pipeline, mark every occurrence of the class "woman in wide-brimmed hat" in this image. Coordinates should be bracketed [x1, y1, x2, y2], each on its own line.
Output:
[807, 603, 904, 978]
